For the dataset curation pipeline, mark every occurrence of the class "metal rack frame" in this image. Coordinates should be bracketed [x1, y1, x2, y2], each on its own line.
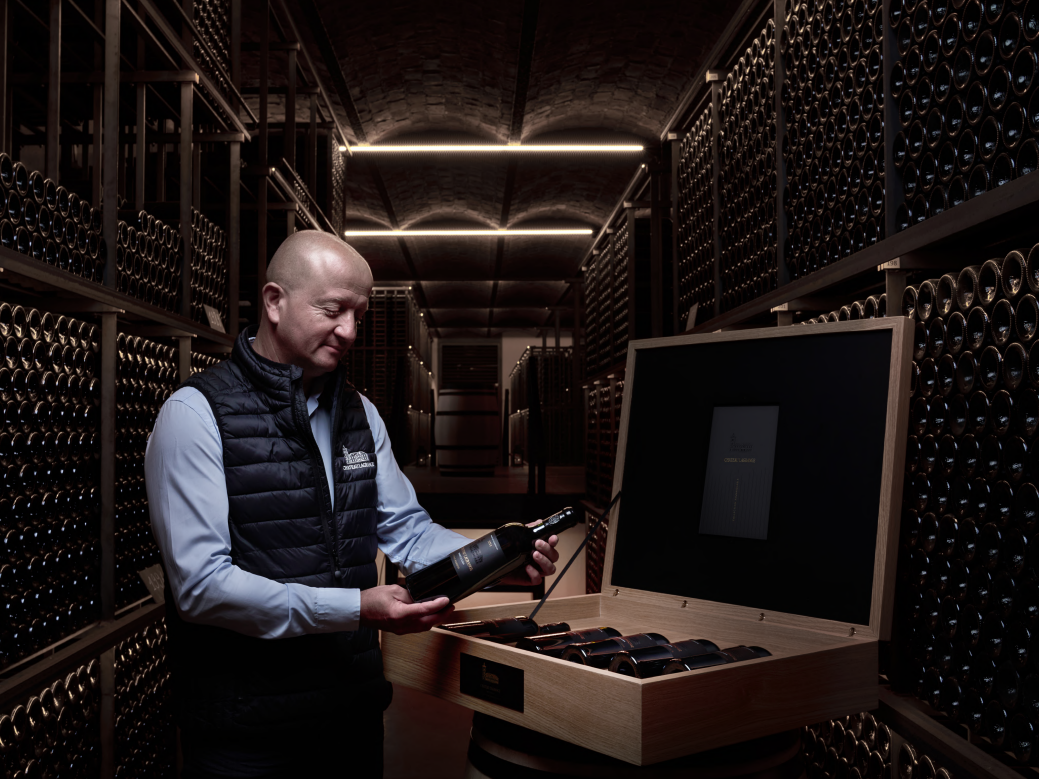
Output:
[0, 1, 273, 775]
[580, 0, 1039, 349]
[242, 0, 352, 317]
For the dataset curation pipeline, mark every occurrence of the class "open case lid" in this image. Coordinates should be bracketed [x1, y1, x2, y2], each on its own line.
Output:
[601, 318, 914, 641]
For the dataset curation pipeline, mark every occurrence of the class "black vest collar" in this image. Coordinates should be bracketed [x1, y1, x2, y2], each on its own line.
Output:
[231, 324, 303, 394]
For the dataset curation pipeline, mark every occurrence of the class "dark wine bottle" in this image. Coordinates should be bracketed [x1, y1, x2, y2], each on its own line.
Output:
[661, 650, 739, 674]
[405, 507, 578, 604]
[665, 644, 773, 672]
[479, 624, 573, 645]
[608, 638, 722, 678]
[718, 645, 772, 662]
[560, 633, 670, 667]
[439, 617, 569, 643]
[515, 627, 622, 656]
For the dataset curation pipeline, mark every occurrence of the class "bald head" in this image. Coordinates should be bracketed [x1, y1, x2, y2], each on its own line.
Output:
[252, 231, 374, 386]
[267, 230, 373, 295]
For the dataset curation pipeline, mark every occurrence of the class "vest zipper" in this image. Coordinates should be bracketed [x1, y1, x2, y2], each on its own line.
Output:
[293, 380, 342, 580]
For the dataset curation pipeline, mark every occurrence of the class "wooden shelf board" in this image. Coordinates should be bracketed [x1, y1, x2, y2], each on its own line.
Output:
[878, 686, 1024, 779]
[0, 602, 164, 710]
[0, 246, 234, 346]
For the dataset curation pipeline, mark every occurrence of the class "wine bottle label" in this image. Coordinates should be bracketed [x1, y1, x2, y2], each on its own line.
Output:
[699, 405, 780, 541]
[449, 533, 507, 586]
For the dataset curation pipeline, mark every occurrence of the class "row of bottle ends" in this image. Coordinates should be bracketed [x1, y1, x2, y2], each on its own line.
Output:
[442, 617, 770, 679]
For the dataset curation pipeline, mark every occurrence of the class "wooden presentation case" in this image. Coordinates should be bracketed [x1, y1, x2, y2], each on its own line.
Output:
[383, 318, 914, 766]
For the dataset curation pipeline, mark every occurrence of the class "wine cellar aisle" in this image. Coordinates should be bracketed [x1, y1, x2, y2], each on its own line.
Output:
[2, 0, 1038, 776]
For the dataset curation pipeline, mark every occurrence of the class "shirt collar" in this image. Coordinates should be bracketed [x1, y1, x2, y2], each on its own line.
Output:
[306, 376, 327, 418]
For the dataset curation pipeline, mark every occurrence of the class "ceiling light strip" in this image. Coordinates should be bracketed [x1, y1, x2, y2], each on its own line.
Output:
[343, 229, 594, 237]
[338, 144, 643, 153]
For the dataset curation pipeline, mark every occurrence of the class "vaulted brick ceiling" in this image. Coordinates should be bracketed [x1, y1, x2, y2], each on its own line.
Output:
[277, 0, 733, 335]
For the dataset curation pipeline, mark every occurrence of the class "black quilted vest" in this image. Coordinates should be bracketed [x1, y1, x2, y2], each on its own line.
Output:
[164, 325, 389, 736]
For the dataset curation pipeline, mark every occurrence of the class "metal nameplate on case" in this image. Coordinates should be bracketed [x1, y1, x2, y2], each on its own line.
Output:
[460, 653, 524, 713]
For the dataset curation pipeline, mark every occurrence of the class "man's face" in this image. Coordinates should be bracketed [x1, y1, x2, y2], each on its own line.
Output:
[268, 254, 371, 377]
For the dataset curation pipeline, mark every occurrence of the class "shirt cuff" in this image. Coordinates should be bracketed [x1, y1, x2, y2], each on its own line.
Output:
[313, 586, 362, 633]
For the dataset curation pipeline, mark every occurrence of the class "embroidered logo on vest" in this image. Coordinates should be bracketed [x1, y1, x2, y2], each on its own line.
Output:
[342, 445, 375, 471]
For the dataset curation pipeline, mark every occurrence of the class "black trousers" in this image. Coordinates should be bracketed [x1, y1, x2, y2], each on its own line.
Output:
[179, 712, 384, 779]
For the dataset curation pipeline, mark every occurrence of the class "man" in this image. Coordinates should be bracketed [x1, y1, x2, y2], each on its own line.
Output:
[145, 231, 560, 778]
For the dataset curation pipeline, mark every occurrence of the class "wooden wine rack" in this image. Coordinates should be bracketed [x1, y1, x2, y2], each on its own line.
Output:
[0, 1, 350, 776]
[508, 346, 579, 467]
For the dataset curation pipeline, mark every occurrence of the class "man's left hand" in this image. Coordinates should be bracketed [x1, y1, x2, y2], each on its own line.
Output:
[498, 525, 561, 587]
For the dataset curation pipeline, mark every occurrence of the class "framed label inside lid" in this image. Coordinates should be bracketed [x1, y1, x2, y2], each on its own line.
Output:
[699, 405, 780, 541]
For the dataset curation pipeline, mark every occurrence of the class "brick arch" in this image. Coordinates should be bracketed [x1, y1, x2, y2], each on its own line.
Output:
[313, 0, 525, 144]
[521, 0, 732, 140]
[292, 0, 737, 331]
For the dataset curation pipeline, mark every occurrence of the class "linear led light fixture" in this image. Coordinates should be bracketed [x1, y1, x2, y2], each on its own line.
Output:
[343, 228, 593, 237]
[337, 144, 643, 153]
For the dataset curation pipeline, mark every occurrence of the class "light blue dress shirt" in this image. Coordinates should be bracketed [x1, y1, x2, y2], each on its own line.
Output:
[144, 376, 470, 640]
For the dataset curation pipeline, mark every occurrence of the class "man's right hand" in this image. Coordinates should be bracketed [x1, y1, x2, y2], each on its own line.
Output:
[359, 585, 455, 635]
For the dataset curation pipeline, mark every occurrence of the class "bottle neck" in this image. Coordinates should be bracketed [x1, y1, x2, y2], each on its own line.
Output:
[530, 508, 578, 539]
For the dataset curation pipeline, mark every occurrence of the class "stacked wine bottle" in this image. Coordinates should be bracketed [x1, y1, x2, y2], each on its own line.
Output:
[508, 347, 578, 466]
[783, 0, 886, 279]
[0, 302, 101, 670]
[583, 245, 610, 377]
[115, 210, 182, 313]
[895, 253, 1039, 767]
[114, 334, 179, 610]
[0, 153, 107, 285]
[610, 220, 630, 362]
[351, 288, 433, 363]
[803, 292, 888, 322]
[584, 503, 611, 593]
[190, 351, 222, 376]
[190, 0, 231, 100]
[676, 106, 716, 316]
[114, 622, 174, 778]
[444, 619, 771, 678]
[189, 207, 229, 328]
[290, 175, 318, 230]
[891, 0, 1039, 230]
[584, 389, 601, 507]
[801, 713, 895, 779]
[897, 740, 956, 779]
[584, 378, 623, 592]
[0, 659, 101, 778]
[718, 19, 779, 312]
[805, 245, 1039, 768]
[584, 379, 622, 509]
[330, 141, 347, 237]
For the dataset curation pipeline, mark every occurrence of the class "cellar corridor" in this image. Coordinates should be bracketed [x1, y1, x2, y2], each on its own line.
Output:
[1, 0, 1038, 777]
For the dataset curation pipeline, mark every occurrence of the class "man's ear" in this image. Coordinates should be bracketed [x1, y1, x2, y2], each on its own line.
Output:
[261, 282, 286, 325]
